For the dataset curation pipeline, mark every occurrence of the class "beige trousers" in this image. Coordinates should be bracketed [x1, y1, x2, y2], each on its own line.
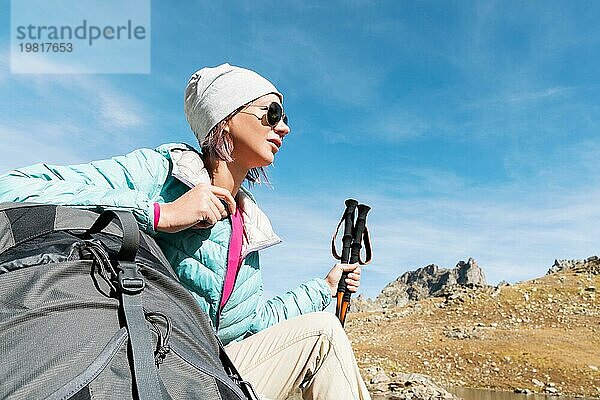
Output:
[225, 311, 372, 400]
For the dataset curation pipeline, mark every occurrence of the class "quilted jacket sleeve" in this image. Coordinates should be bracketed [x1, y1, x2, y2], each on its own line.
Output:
[249, 277, 333, 334]
[0, 148, 170, 233]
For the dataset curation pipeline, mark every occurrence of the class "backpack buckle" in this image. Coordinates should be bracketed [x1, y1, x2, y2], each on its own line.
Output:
[117, 261, 145, 295]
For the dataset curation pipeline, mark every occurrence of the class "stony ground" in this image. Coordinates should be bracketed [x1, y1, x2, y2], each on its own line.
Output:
[346, 268, 600, 398]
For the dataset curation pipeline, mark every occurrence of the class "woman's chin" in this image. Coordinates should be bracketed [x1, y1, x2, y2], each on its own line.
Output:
[262, 155, 275, 166]
[250, 154, 274, 168]
[262, 151, 276, 165]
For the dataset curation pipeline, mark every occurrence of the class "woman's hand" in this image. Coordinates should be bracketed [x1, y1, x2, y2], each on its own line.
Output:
[156, 183, 236, 233]
[324, 263, 361, 297]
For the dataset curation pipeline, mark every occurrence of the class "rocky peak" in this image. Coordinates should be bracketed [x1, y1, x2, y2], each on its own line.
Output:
[353, 258, 487, 312]
[457, 258, 487, 284]
[547, 256, 600, 275]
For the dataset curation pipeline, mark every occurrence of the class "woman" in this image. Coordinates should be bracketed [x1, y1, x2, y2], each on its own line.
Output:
[0, 63, 371, 400]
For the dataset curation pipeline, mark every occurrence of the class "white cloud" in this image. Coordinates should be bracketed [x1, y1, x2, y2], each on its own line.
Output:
[0, 123, 87, 172]
[9, 52, 82, 74]
[0, 50, 150, 170]
[3, 49, 146, 133]
[22, 73, 147, 132]
[97, 91, 145, 130]
[504, 87, 570, 104]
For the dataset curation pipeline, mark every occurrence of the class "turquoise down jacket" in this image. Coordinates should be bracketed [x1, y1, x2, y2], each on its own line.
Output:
[0, 143, 332, 344]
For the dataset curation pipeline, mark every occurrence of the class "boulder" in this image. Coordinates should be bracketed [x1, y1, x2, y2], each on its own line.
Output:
[369, 372, 460, 399]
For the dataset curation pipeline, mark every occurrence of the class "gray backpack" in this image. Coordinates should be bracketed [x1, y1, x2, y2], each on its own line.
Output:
[0, 203, 259, 400]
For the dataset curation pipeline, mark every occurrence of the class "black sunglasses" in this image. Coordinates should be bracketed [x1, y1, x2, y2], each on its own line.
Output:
[241, 102, 288, 127]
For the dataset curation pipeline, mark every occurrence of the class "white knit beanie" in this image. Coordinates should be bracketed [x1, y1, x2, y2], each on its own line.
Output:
[184, 63, 282, 143]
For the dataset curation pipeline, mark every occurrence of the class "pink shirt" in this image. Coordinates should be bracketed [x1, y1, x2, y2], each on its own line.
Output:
[220, 206, 244, 310]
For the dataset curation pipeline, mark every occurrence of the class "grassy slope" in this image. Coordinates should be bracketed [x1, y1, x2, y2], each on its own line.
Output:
[347, 270, 600, 397]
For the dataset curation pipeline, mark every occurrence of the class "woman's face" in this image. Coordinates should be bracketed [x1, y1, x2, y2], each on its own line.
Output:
[227, 93, 290, 169]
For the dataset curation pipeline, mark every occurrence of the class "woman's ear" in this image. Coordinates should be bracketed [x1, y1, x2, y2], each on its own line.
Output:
[223, 121, 234, 151]
[223, 117, 234, 135]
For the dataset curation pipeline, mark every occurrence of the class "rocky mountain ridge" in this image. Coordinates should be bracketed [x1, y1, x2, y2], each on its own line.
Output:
[353, 257, 487, 312]
[547, 255, 600, 275]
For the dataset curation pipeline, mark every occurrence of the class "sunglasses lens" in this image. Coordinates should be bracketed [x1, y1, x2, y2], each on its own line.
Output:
[267, 102, 282, 126]
[283, 115, 288, 125]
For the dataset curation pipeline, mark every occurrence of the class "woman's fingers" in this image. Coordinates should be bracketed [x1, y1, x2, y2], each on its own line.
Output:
[345, 278, 360, 292]
[157, 183, 238, 233]
[210, 194, 229, 219]
[339, 263, 361, 275]
[206, 200, 222, 224]
[193, 199, 220, 228]
[211, 185, 236, 214]
[344, 265, 361, 293]
[189, 187, 234, 230]
[346, 273, 360, 280]
[345, 269, 361, 286]
[324, 262, 364, 296]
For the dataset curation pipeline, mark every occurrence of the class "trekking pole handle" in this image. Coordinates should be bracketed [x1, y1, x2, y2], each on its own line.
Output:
[344, 204, 371, 302]
[336, 199, 358, 295]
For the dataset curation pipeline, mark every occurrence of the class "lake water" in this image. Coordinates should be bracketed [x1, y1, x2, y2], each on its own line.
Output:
[446, 386, 596, 400]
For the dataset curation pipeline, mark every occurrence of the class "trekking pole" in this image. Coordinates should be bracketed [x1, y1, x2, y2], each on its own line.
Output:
[335, 199, 358, 322]
[332, 199, 372, 327]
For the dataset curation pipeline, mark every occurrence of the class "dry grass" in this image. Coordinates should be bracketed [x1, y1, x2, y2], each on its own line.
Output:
[346, 270, 600, 397]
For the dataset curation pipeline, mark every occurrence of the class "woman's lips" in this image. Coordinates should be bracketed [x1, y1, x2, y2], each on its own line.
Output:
[267, 138, 282, 149]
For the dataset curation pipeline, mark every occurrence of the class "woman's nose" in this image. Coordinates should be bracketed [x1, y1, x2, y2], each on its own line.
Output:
[274, 120, 290, 137]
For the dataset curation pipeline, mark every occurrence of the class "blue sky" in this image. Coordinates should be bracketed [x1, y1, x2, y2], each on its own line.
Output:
[1, 1, 600, 299]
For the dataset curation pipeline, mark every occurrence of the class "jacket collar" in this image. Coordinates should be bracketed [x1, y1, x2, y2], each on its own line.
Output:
[163, 143, 282, 256]
[236, 187, 282, 259]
